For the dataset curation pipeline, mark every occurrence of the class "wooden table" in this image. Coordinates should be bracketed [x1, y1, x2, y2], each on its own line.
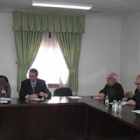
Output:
[0, 96, 140, 140]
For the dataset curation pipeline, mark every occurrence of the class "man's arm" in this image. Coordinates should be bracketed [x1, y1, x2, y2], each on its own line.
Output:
[43, 84, 51, 99]
[96, 85, 106, 99]
[99, 85, 106, 94]
[19, 82, 27, 98]
[135, 101, 140, 107]
[43, 82, 51, 99]
[115, 84, 124, 100]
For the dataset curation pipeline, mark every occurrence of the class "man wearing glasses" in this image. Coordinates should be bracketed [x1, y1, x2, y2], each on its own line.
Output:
[19, 68, 51, 99]
[97, 73, 124, 101]
[122, 75, 140, 106]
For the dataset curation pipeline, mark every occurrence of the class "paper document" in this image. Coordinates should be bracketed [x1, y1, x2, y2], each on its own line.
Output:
[0, 100, 8, 103]
[0, 98, 11, 101]
[93, 96, 103, 100]
[27, 98, 44, 101]
[131, 110, 140, 114]
[121, 102, 128, 105]
[69, 96, 82, 99]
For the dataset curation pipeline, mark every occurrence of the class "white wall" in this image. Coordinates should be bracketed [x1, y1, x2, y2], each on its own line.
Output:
[120, 12, 140, 93]
[78, 16, 121, 96]
[0, 13, 122, 97]
[0, 13, 18, 98]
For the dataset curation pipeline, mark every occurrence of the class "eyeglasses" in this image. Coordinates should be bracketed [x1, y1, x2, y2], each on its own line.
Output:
[135, 83, 140, 85]
[29, 75, 36, 77]
[107, 78, 113, 80]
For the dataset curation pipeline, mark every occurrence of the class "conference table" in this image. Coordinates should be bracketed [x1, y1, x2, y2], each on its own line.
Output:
[0, 96, 140, 140]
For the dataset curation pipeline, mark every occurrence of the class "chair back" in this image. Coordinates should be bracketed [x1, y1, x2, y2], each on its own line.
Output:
[0, 75, 9, 83]
[124, 91, 133, 98]
[54, 87, 72, 96]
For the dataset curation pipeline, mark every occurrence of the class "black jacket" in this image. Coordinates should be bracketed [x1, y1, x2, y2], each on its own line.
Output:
[19, 79, 51, 99]
[129, 89, 140, 107]
[100, 82, 124, 101]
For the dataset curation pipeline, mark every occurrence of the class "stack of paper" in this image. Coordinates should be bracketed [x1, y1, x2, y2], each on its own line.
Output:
[93, 96, 103, 100]
[0, 100, 8, 103]
[0, 98, 11, 103]
[69, 96, 82, 99]
[27, 98, 44, 101]
[121, 102, 128, 105]
[0, 98, 11, 101]
[131, 110, 140, 114]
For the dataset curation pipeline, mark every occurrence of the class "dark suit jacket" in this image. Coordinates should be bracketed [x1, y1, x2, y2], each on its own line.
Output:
[19, 79, 51, 99]
[128, 89, 140, 107]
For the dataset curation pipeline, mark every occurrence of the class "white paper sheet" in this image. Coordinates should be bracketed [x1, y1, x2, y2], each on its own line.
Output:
[0, 100, 8, 103]
[93, 96, 103, 100]
[0, 98, 11, 101]
[131, 110, 140, 114]
[69, 96, 82, 99]
[121, 102, 128, 105]
[27, 98, 44, 101]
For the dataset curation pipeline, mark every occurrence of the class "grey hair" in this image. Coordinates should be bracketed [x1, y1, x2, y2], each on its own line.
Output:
[109, 73, 118, 82]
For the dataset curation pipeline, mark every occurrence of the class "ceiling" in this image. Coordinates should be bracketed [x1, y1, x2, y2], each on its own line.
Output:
[0, 0, 140, 16]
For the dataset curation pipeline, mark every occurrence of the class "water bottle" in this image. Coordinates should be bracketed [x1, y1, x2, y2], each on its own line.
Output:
[105, 95, 109, 105]
[117, 100, 122, 111]
[112, 100, 115, 110]
[112, 100, 118, 111]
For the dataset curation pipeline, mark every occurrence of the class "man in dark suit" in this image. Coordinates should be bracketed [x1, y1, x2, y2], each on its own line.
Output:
[122, 75, 140, 106]
[19, 68, 51, 99]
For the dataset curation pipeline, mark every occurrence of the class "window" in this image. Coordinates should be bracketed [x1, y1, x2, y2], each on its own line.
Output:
[27, 33, 69, 86]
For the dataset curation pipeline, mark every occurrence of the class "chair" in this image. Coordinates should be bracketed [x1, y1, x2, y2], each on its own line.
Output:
[0, 75, 9, 83]
[124, 91, 133, 98]
[54, 87, 73, 96]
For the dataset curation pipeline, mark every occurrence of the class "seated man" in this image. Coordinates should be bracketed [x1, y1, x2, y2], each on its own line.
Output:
[97, 73, 124, 101]
[19, 68, 51, 99]
[0, 77, 11, 98]
[122, 75, 140, 106]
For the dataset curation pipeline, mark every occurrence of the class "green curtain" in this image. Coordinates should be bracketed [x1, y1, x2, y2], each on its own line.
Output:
[14, 31, 42, 91]
[13, 11, 85, 33]
[56, 33, 82, 92]
[13, 10, 85, 92]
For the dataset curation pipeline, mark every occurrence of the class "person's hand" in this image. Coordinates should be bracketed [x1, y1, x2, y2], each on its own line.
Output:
[127, 100, 136, 105]
[122, 97, 128, 102]
[97, 93, 105, 99]
[29, 94, 38, 98]
[39, 92, 45, 97]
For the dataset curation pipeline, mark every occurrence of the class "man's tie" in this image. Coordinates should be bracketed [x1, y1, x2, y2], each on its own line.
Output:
[32, 83, 36, 93]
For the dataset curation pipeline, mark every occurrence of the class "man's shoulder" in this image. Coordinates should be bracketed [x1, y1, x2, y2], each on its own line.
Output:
[21, 79, 30, 84]
[37, 79, 45, 84]
[135, 88, 139, 93]
[115, 82, 123, 87]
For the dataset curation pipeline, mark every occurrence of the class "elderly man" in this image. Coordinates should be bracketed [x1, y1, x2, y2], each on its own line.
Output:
[19, 68, 51, 99]
[122, 75, 140, 106]
[0, 77, 11, 98]
[97, 73, 124, 101]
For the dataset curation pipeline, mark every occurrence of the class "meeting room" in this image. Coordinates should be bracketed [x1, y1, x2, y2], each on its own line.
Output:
[0, 0, 140, 140]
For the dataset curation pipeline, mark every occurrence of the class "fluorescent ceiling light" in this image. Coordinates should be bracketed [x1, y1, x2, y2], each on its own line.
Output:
[32, 1, 93, 10]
